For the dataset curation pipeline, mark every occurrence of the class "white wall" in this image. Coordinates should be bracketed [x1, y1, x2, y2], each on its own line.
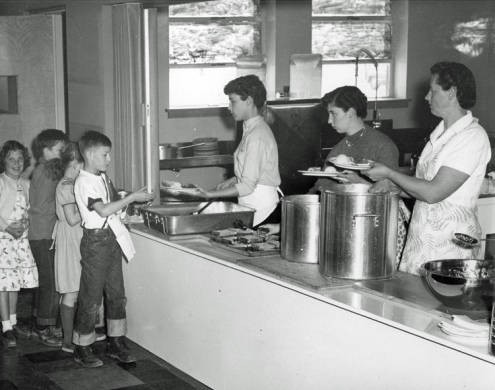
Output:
[0, 15, 56, 147]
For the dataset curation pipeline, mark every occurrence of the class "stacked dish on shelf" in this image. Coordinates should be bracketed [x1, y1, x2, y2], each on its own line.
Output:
[192, 137, 219, 157]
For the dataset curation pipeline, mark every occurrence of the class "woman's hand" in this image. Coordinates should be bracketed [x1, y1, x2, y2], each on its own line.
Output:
[361, 162, 391, 182]
[6, 221, 25, 239]
[215, 177, 236, 190]
[195, 187, 214, 199]
[339, 170, 370, 184]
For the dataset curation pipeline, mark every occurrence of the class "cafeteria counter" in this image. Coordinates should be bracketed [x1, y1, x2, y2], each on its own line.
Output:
[123, 224, 495, 390]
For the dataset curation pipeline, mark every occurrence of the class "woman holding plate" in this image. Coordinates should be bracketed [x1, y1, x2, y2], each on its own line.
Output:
[197, 75, 282, 226]
[309, 85, 409, 264]
[363, 62, 491, 275]
[313, 85, 399, 183]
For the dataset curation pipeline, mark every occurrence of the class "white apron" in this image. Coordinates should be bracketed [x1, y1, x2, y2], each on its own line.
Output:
[238, 184, 280, 226]
[400, 127, 481, 275]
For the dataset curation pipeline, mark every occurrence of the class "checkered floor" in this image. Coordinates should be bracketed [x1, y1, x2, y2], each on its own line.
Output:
[0, 335, 210, 390]
[1, 290, 210, 390]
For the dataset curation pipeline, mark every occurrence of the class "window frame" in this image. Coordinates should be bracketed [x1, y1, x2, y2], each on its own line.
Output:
[312, 6, 393, 96]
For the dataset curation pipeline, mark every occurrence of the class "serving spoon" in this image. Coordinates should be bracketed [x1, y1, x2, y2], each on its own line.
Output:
[452, 232, 493, 249]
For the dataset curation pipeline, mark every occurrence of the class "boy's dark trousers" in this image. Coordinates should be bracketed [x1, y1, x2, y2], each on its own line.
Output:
[73, 228, 127, 346]
[30, 239, 60, 326]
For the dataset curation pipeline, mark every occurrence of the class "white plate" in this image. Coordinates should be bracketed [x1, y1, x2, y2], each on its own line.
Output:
[438, 324, 489, 346]
[329, 159, 373, 170]
[298, 170, 349, 182]
[162, 187, 202, 197]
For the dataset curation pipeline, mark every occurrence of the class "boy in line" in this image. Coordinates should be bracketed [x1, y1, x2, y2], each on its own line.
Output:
[73, 131, 153, 368]
[28, 129, 68, 346]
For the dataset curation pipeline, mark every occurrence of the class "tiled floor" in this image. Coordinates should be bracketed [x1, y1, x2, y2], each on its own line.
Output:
[0, 291, 211, 390]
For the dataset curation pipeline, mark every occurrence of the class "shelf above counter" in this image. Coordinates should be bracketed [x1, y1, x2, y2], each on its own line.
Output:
[159, 154, 234, 170]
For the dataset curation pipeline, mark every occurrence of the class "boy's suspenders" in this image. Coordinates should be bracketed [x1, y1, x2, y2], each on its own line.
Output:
[100, 173, 110, 229]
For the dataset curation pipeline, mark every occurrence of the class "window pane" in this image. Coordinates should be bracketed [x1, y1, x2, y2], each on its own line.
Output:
[170, 0, 258, 17]
[312, 22, 391, 59]
[170, 23, 261, 64]
[321, 62, 390, 98]
[169, 66, 236, 108]
[312, 0, 390, 16]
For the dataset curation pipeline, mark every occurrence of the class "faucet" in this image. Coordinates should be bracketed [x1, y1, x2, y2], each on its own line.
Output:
[355, 48, 381, 128]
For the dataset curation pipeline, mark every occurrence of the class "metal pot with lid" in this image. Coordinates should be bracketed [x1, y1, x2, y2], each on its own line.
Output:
[319, 183, 399, 280]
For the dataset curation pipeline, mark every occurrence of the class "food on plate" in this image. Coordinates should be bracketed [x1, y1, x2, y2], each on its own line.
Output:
[307, 166, 322, 172]
[333, 154, 354, 165]
[323, 166, 337, 173]
[162, 180, 182, 189]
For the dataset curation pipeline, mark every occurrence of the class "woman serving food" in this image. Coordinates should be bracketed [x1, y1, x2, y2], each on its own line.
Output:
[308, 86, 409, 263]
[363, 62, 491, 275]
[310, 85, 399, 191]
[198, 75, 281, 226]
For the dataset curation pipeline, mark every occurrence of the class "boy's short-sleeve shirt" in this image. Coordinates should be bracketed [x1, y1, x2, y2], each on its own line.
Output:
[74, 169, 110, 229]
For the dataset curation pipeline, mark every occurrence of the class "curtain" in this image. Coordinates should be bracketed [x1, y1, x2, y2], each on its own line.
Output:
[112, 3, 143, 190]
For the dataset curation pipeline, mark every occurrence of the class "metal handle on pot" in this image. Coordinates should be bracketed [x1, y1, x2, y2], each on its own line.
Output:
[352, 213, 380, 228]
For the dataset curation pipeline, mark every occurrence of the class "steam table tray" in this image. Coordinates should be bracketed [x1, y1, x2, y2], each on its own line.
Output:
[209, 230, 280, 257]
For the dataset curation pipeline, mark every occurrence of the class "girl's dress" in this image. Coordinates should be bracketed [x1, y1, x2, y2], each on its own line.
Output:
[0, 176, 38, 291]
[53, 178, 83, 293]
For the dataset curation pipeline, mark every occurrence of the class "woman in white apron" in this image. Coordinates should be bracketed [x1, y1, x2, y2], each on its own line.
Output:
[198, 75, 281, 226]
[364, 62, 491, 275]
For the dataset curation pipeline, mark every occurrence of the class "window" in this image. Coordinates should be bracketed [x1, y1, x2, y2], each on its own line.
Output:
[312, 0, 392, 99]
[0, 76, 18, 114]
[169, 0, 262, 108]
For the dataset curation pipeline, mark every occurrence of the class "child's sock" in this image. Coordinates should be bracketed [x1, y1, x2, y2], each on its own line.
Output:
[60, 304, 75, 346]
[2, 320, 13, 332]
[10, 314, 17, 326]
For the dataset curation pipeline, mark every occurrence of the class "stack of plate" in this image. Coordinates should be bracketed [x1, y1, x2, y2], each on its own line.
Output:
[193, 137, 219, 157]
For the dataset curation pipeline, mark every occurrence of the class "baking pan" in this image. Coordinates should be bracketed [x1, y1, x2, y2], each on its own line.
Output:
[142, 202, 255, 236]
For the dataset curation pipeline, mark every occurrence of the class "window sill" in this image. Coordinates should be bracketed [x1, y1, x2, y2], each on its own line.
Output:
[166, 98, 411, 118]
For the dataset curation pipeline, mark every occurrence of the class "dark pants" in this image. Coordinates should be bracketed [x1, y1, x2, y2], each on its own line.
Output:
[73, 229, 126, 346]
[30, 239, 59, 326]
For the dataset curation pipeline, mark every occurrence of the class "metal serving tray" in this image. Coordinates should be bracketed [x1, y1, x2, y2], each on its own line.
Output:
[142, 202, 255, 236]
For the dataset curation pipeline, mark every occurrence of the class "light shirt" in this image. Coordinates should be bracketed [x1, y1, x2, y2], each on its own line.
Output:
[74, 169, 111, 229]
[234, 115, 281, 197]
[418, 111, 491, 208]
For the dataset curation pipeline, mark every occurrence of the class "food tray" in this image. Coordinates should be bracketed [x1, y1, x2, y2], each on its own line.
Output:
[141, 202, 254, 236]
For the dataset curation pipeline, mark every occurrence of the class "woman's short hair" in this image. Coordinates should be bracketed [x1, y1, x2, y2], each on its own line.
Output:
[321, 86, 368, 118]
[0, 140, 31, 173]
[430, 62, 476, 109]
[224, 75, 267, 110]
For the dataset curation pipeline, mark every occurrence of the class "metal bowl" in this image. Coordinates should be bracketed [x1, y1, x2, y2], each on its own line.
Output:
[421, 259, 495, 312]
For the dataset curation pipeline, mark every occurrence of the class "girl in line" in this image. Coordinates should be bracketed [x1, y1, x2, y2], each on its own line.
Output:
[53, 142, 84, 352]
[0, 141, 38, 348]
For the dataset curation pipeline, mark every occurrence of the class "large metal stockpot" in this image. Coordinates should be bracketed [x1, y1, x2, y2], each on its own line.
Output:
[319, 183, 398, 280]
[281, 194, 319, 263]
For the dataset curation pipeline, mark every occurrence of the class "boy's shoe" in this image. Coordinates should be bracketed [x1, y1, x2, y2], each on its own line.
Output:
[74, 345, 103, 368]
[52, 326, 63, 338]
[106, 337, 136, 363]
[13, 323, 33, 339]
[95, 328, 106, 342]
[3, 330, 16, 348]
[33, 327, 63, 347]
[61, 343, 75, 353]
